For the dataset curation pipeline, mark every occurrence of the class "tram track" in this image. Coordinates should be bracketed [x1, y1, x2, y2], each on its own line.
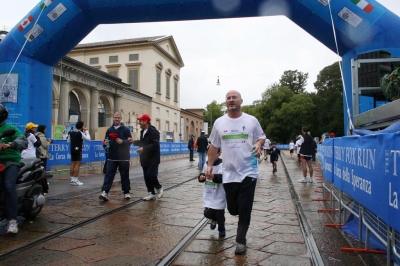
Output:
[0, 165, 198, 259]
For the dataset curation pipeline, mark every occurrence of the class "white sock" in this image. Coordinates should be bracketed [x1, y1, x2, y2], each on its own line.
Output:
[71, 177, 76, 182]
[75, 176, 79, 181]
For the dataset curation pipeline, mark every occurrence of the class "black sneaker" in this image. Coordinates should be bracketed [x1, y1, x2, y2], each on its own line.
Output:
[219, 231, 226, 237]
[235, 243, 246, 255]
[210, 220, 216, 230]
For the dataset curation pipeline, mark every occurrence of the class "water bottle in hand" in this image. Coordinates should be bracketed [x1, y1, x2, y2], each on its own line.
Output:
[251, 146, 258, 169]
[105, 137, 110, 150]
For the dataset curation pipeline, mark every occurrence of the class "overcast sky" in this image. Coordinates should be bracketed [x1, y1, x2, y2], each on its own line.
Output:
[1, 0, 400, 109]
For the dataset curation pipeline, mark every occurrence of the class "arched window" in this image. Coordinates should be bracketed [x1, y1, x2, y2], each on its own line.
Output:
[155, 62, 163, 94]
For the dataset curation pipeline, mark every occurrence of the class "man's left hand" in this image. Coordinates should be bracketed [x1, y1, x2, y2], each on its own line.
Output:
[116, 138, 123, 144]
[0, 143, 11, 150]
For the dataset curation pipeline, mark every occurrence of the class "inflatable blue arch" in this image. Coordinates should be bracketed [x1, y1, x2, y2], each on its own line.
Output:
[0, 0, 400, 134]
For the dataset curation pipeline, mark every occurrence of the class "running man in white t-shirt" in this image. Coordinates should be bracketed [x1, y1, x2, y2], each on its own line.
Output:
[207, 90, 266, 256]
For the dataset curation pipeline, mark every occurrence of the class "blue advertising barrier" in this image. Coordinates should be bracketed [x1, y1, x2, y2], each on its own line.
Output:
[47, 140, 189, 167]
[320, 133, 400, 233]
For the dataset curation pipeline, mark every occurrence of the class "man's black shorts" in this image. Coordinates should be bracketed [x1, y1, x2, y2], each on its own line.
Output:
[71, 151, 82, 162]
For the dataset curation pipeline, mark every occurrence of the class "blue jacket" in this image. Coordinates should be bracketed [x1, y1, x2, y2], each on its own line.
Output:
[105, 123, 132, 161]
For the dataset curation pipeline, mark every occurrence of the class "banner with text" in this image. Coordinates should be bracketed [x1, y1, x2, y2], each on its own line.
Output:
[322, 133, 400, 232]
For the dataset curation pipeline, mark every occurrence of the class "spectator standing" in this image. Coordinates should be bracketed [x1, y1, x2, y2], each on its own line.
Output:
[207, 90, 265, 255]
[132, 114, 163, 201]
[196, 131, 208, 170]
[268, 141, 281, 173]
[188, 135, 195, 161]
[36, 125, 52, 171]
[263, 136, 271, 161]
[21, 122, 41, 159]
[0, 104, 28, 233]
[68, 121, 88, 186]
[298, 126, 314, 183]
[198, 148, 226, 237]
[289, 139, 295, 158]
[99, 112, 132, 201]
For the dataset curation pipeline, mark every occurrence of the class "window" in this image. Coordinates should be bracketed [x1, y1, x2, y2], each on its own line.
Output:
[108, 70, 118, 77]
[156, 119, 160, 129]
[166, 110, 169, 117]
[156, 71, 161, 94]
[128, 69, 139, 91]
[174, 82, 178, 101]
[174, 123, 178, 132]
[129, 54, 139, 61]
[90, 57, 99, 65]
[156, 107, 160, 115]
[155, 62, 163, 94]
[109, 55, 118, 63]
[166, 121, 170, 131]
[166, 76, 170, 98]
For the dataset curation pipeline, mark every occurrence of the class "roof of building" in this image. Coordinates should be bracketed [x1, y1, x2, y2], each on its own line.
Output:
[75, 36, 165, 48]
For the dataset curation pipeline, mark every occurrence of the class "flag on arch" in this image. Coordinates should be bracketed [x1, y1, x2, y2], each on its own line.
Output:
[17, 15, 34, 32]
[351, 0, 374, 13]
[39, 0, 54, 10]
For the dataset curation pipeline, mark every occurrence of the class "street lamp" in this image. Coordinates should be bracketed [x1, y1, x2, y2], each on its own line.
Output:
[216, 76, 220, 86]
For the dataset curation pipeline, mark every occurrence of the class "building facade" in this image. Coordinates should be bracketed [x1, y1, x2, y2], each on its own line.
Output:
[53, 56, 151, 140]
[68, 36, 185, 142]
[180, 109, 204, 142]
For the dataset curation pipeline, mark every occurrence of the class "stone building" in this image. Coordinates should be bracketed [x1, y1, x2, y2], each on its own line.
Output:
[68, 36, 185, 142]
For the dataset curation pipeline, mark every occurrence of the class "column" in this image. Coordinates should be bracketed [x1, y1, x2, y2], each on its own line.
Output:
[57, 79, 70, 125]
[114, 94, 122, 114]
[90, 88, 99, 139]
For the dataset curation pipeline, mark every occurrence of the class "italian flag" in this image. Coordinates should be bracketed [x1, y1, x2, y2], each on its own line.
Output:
[351, 0, 374, 13]
[18, 15, 34, 32]
[39, 0, 54, 10]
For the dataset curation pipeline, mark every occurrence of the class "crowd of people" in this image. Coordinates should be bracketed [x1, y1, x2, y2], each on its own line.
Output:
[1, 89, 323, 258]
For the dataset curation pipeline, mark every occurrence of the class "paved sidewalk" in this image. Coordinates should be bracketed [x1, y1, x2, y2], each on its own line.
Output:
[0, 153, 376, 265]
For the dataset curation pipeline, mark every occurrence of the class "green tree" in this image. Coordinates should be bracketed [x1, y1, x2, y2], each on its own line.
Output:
[203, 100, 224, 132]
[312, 62, 344, 137]
[279, 70, 309, 94]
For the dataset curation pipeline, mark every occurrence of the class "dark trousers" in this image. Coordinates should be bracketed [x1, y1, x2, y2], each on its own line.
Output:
[223, 176, 257, 245]
[204, 208, 225, 232]
[189, 148, 194, 160]
[101, 160, 130, 194]
[0, 164, 20, 220]
[142, 165, 162, 194]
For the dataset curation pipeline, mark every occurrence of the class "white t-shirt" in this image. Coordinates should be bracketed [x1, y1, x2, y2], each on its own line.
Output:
[202, 162, 226, 210]
[295, 137, 303, 153]
[22, 133, 38, 159]
[289, 142, 295, 150]
[208, 113, 266, 183]
[263, 138, 271, 150]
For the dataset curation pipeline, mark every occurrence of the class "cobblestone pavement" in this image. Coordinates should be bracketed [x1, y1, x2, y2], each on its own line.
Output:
[0, 153, 379, 265]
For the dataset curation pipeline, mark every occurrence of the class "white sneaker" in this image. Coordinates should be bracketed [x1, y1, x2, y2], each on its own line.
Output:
[124, 193, 131, 199]
[143, 193, 157, 201]
[75, 180, 83, 186]
[99, 191, 109, 201]
[156, 187, 164, 199]
[308, 178, 314, 183]
[6, 220, 18, 234]
[298, 178, 308, 183]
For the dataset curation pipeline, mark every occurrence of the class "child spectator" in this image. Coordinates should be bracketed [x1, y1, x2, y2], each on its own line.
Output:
[198, 149, 226, 237]
[268, 142, 281, 174]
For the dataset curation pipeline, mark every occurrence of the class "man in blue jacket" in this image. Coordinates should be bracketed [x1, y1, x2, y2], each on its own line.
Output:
[132, 114, 163, 201]
[99, 112, 132, 201]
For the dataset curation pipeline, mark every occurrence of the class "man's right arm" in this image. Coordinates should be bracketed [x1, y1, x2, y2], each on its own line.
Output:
[11, 136, 28, 151]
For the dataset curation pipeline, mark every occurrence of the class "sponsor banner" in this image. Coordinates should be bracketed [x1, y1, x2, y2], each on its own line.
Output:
[338, 7, 363, 28]
[47, 3, 67, 22]
[321, 133, 400, 232]
[322, 138, 334, 183]
[47, 141, 189, 166]
[24, 24, 44, 42]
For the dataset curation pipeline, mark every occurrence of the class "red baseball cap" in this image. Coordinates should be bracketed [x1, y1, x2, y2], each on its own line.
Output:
[137, 114, 151, 122]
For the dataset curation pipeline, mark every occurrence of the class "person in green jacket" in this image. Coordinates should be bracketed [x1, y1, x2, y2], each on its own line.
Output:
[0, 104, 28, 234]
